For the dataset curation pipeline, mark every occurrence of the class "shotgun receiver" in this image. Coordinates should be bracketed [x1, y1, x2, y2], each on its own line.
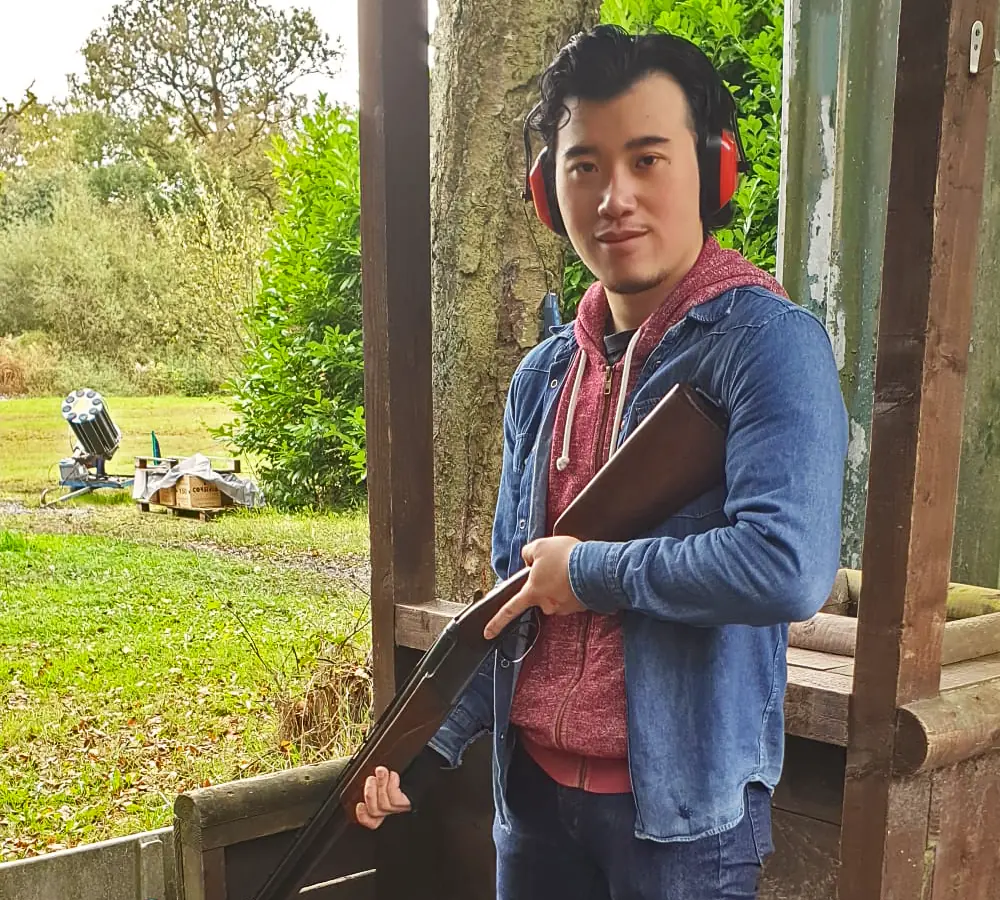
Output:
[254, 382, 727, 900]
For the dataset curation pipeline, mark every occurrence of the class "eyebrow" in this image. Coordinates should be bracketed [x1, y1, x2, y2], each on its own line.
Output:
[562, 135, 671, 160]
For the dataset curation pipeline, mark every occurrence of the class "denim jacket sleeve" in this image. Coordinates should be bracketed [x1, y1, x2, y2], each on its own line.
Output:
[427, 375, 524, 766]
[568, 307, 849, 627]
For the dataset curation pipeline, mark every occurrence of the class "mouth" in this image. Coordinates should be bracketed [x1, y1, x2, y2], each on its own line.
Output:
[595, 229, 648, 246]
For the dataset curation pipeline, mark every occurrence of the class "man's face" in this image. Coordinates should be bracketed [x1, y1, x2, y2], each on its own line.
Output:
[554, 72, 704, 297]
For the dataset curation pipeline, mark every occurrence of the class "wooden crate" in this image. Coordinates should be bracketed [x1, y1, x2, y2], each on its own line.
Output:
[135, 456, 242, 516]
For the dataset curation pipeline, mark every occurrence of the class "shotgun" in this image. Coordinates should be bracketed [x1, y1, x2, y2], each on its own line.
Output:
[253, 382, 727, 900]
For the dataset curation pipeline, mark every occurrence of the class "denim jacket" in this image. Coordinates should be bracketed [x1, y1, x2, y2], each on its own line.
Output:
[428, 286, 849, 842]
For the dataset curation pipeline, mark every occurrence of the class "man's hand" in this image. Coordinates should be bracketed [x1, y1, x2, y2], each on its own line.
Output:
[483, 536, 585, 640]
[355, 767, 411, 829]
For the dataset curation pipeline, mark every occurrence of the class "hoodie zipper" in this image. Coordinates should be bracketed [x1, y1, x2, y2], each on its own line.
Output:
[550, 362, 615, 779]
[593, 364, 615, 472]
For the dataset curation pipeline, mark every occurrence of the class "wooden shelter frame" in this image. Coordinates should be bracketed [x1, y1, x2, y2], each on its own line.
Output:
[168, 2, 1000, 898]
[359, 0, 1000, 896]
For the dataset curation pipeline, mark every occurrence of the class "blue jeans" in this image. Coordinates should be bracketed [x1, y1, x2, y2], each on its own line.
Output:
[494, 740, 773, 900]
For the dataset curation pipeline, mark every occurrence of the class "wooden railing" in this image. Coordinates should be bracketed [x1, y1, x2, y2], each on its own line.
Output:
[172, 758, 375, 900]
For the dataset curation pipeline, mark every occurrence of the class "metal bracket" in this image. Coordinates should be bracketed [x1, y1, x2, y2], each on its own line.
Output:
[971, 21, 984, 74]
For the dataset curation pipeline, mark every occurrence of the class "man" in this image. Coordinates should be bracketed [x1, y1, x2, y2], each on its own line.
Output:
[356, 24, 848, 899]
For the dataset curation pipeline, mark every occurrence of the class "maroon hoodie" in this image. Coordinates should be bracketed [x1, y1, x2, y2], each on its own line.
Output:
[509, 237, 786, 793]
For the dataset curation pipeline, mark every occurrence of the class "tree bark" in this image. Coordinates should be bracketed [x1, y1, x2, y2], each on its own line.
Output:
[430, 0, 598, 604]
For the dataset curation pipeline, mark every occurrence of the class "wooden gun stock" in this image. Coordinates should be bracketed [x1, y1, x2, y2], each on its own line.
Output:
[253, 383, 726, 900]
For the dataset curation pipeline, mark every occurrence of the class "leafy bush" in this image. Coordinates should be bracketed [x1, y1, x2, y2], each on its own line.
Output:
[221, 101, 365, 509]
[560, 0, 783, 315]
[0, 154, 265, 396]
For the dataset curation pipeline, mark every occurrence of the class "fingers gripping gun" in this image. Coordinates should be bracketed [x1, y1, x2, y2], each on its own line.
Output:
[254, 383, 727, 900]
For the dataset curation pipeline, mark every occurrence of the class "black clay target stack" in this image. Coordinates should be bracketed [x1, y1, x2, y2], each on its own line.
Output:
[61, 388, 121, 459]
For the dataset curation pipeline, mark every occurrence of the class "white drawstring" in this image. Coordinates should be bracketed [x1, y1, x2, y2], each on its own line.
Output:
[607, 328, 643, 463]
[555, 351, 587, 472]
[556, 327, 643, 472]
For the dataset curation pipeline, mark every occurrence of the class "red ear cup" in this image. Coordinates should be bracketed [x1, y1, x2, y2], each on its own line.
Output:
[526, 147, 566, 236]
[528, 149, 565, 235]
[701, 129, 741, 213]
[528, 149, 556, 232]
[717, 129, 740, 208]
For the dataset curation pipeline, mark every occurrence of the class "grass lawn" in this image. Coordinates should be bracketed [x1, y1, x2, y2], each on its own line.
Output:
[0, 528, 371, 860]
[0, 395, 375, 861]
[0, 395, 238, 502]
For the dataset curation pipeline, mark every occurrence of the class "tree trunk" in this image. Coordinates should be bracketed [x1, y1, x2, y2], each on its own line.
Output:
[429, 0, 598, 604]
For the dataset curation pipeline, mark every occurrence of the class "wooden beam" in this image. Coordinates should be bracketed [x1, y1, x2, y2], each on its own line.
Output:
[895, 677, 1000, 774]
[359, 0, 435, 714]
[396, 601, 854, 745]
[173, 759, 348, 851]
[838, 1, 999, 897]
[789, 611, 1000, 665]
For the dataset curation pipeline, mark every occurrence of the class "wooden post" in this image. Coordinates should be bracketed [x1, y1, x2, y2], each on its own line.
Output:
[838, 2, 998, 897]
[359, 0, 435, 715]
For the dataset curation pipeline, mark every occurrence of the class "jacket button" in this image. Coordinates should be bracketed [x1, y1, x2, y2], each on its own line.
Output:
[518, 519, 526, 530]
[500, 658, 510, 669]
[549, 379, 558, 389]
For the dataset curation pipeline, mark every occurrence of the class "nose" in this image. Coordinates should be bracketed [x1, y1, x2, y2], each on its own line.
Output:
[597, 165, 639, 219]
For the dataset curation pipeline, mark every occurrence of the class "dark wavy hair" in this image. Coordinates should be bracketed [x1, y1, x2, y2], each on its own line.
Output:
[527, 24, 738, 231]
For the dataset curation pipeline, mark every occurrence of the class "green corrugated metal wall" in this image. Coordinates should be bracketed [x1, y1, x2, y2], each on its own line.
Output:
[779, 0, 1000, 583]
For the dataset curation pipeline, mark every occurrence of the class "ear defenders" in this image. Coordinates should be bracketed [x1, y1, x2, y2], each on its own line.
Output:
[521, 90, 749, 236]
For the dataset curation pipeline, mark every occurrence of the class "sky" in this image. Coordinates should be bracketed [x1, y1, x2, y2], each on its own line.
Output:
[0, 0, 439, 108]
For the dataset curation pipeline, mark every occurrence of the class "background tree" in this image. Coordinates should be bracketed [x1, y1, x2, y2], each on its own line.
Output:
[0, 91, 39, 176]
[430, 0, 784, 601]
[429, 0, 599, 603]
[72, 0, 340, 203]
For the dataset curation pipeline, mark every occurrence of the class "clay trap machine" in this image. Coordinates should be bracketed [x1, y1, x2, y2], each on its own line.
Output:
[40, 388, 134, 507]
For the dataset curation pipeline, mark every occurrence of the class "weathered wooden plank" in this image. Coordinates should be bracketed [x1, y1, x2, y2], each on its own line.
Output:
[839, 0, 999, 896]
[395, 599, 465, 652]
[222, 827, 375, 899]
[940, 655, 1000, 691]
[176, 840, 226, 900]
[784, 668, 852, 746]
[759, 810, 840, 900]
[896, 677, 1000, 774]
[941, 613, 1000, 664]
[173, 759, 347, 852]
[927, 752, 1000, 899]
[397, 605, 854, 745]
[827, 655, 1000, 686]
[786, 646, 853, 671]
[882, 775, 934, 898]
[771, 736, 846, 825]
[791, 614, 1000, 667]
[789, 615, 857, 658]
[359, 0, 435, 714]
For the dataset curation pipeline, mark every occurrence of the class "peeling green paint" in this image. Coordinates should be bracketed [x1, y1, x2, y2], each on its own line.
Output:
[780, 1, 1000, 582]
[779, 0, 898, 568]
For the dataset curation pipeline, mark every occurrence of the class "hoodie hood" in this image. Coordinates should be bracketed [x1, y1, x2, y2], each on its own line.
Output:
[573, 235, 787, 368]
[554, 237, 787, 474]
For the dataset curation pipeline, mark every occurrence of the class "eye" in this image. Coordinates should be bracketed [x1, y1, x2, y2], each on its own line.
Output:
[569, 160, 597, 175]
[636, 154, 659, 169]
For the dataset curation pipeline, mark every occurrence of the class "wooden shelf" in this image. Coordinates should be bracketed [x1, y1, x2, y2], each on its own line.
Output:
[395, 602, 1000, 750]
